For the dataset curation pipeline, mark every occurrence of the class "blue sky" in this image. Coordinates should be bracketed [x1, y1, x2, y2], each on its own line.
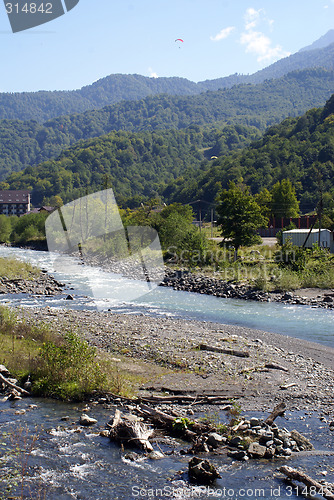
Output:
[0, 0, 333, 92]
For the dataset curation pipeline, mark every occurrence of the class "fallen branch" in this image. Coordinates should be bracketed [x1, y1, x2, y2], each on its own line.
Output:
[279, 466, 334, 500]
[280, 382, 297, 390]
[198, 344, 250, 358]
[265, 363, 289, 372]
[265, 402, 286, 426]
[140, 394, 240, 405]
[0, 373, 30, 396]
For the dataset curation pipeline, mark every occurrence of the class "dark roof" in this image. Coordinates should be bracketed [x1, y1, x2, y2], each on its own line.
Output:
[0, 190, 30, 203]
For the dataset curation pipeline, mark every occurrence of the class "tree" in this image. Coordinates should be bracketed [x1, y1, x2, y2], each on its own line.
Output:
[49, 195, 63, 208]
[254, 188, 272, 218]
[217, 182, 268, 259]
[0, 215, 11, 243]
[270, 179, 299, 218]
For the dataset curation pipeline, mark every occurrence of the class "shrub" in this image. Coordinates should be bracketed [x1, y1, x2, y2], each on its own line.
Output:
[33, 331, 106, 400]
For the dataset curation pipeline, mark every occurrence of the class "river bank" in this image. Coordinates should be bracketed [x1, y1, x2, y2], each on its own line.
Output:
[1, 264, 334, 498]
[11, 305, 334, 418]
[0, 272, 65, 296]
[161, 268, 334, 309]
[0, 250, 333, 414]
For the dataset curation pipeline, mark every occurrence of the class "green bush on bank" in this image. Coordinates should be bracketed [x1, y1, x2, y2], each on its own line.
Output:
[0, 306, 141, 401]
[32, 331, 106, 400]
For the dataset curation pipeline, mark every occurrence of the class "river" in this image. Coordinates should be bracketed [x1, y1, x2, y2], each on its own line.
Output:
[1, 246, 334, 347]
[0, 246, 334, 499]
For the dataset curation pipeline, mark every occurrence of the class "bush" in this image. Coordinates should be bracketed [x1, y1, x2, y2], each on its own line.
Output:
[272, 268, 302, 291]
[275, 239, 308, 272]
[33, 331, 106, 400]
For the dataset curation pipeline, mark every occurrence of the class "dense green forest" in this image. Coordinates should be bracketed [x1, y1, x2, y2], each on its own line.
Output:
[1, 68, 334, 183]
[164, 94, 334, 214]
[2, 125, 259, 206]
[0, 38, 333, 122]
[3, 94, 334, 214]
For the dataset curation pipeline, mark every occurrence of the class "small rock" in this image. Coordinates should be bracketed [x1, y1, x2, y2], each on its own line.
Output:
[249, 417, 260, 427]
[248, 442, 267, 458]
[148, 451, 164, 460]
[79, 414, 97, 426]
[207, 433, 225, 448]
[227, 450, 248, 461]
[0, 365, 10, 376]
[188, 457, 221, 484]
[99, 430, 110, 438]
[229, 436, 243, 447]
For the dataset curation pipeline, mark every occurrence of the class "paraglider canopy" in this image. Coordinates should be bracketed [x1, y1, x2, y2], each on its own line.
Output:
[175, 38, 184, 42]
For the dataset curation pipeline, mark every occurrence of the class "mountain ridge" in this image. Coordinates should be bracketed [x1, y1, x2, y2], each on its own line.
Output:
[0, 32, 333, 122]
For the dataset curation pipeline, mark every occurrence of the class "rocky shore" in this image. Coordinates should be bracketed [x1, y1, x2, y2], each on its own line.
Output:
[15, 306, 334, 416]
[0, 272, 65, 296]
[161, 268, 334, 309]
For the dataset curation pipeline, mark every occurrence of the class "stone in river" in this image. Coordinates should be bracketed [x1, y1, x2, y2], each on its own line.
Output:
[79, 414, 98, 426]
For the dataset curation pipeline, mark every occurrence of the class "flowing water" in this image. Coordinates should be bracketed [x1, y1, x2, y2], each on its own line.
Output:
[1, 246, 334, 499]
[1, 398, 333, 500]
[0, 246, 334, 347]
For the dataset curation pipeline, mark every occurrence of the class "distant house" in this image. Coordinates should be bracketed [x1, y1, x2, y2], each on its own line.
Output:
[282, 228, 334, 253]
[0, 190, 31, 216]
[28, 206, 55, 215]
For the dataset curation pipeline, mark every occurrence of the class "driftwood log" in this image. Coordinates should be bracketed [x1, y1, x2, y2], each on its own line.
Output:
[265, 363, 289, 372]
[137, 404, 213, 441]
[279, 466, 334, 500]
[109, 409, 154, 452]
[265, 402, 286, 426]
[0, 372, 30, 396]
[140, 394, 241, 406]
[198, 344, 250, 358]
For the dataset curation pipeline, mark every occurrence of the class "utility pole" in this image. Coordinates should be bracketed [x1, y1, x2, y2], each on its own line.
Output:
[211, 208, 214, 238]
[318, 192, 323, 248]
[316, 168, 323, 249]
[199, 200, 202, 233]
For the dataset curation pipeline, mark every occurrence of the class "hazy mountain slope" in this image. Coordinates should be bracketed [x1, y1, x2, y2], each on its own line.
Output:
[0, 32, 333, 122]
[299, 29, 334, 52]
[201, 40, 334, 89]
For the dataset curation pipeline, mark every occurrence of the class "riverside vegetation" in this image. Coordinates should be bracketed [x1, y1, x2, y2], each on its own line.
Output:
[0, 303, 152, 401]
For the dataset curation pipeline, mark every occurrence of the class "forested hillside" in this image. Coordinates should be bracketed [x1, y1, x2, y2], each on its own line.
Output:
[1, 68, 333, 183]
[2, 124, 259, 206]
[0, 75, 200, 123]
[3, 95, 334, 214]
[0, 38, 333, 122]
[163, 94, 334, 213]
